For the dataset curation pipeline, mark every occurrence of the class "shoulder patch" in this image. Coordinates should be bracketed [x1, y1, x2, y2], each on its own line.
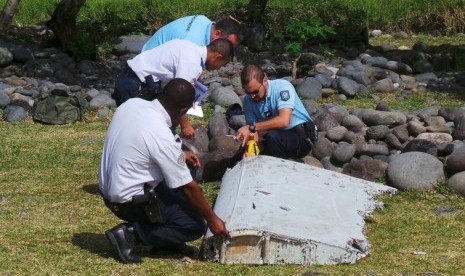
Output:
[177, 153, 186, 165]
[280, 90, 290, 101]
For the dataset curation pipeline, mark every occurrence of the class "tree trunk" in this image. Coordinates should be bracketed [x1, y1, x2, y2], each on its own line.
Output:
[247, 0, 268, 13]
[46, 0, 86, 53]
[0, 0, 21, 34]
[247, 0, 268, 23]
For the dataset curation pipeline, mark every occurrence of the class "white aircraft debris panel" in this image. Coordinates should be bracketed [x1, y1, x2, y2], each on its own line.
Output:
[201, 155, 397, 265]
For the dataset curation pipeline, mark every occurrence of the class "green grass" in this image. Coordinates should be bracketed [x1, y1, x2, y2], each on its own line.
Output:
[320, 90, 465, 112]
[370, 34, 465, 48]
[1, 108, 465, 274]
[1, 0, 465, 273]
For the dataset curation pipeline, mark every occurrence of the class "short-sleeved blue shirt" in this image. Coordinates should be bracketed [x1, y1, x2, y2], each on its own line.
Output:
[142, 15, 213, 51]
[243, 79, 312, 129]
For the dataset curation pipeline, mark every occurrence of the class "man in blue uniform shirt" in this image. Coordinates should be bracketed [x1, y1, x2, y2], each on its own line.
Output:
[142, 15, 242, 51]
[235, 64, 317, 159]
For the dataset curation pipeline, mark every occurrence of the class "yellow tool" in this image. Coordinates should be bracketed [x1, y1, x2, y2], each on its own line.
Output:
[246, 137, 260, 156]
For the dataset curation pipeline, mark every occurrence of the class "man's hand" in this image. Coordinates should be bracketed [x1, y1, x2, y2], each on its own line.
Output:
[184, 151, 200, 168]
[235, 125, 252, 147]
[180, 114, 195, 139]
[207, 215, 230, 239]
[179, 182, 230, 240]
[235, 125, 259, 147]
[181, 124, 196, 139]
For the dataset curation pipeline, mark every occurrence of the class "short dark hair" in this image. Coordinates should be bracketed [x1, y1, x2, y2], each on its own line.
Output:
[215, 17, 244, 42]
[159, 78, 195, 109]
[241, 64, 265, 85]
[207, 38, 234, 61]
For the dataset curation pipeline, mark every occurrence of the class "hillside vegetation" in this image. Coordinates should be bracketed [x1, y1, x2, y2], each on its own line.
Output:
[2, 0, 464, 60]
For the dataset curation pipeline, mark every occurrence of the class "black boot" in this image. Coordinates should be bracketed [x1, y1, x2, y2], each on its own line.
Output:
[105, 223, 142, 264]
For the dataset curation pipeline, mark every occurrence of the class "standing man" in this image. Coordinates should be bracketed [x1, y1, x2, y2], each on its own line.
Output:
[235, 64, 317, 159]
[142, 15, 242, 51]
[100, 78, 230, 264]
[113, 38, 234, 138]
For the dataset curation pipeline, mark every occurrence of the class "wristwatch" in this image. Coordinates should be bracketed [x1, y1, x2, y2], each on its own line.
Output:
[249, 123, 256, 133]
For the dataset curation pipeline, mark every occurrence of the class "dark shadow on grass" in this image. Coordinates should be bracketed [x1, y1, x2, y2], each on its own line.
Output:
[148, 247, 200, 260]
[82, 183, 100, 195]
[72, 232, 198, 262]
[72, 232, 114, 260]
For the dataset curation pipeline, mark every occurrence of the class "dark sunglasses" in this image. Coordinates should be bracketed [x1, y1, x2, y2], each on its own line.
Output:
[247, 84, 263, 95]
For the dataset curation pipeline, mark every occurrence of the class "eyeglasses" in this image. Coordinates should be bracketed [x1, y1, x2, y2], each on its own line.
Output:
[247, 84, 263, 96]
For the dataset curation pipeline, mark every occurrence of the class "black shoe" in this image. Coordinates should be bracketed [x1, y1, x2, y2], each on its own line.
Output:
[105, 223, 142, 264]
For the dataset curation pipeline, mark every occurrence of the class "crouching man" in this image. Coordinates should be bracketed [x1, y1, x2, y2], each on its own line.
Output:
[99, 78, 229, 264]
[235, 64, 317, 159]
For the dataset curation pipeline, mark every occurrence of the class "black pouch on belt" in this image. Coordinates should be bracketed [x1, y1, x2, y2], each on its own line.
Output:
[138, 75, 161, 101]
[295, 120, 318, 145]
[304, 120, 318, 141]
[144, 185, 163, 223]
[131, 185, 163, 223]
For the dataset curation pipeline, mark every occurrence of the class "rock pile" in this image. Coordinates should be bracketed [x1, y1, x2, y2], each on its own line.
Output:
[0, 33, 464, 197]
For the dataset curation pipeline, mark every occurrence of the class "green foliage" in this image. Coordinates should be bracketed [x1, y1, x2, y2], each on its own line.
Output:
[286, 16, 336, 41]
[318, 44, 335, 58]
[283, 41, 301, 53]
[95, 42, 112, 62]
[66, 34, 98, 60]
[2, 0, 464, 59]
[274, 16, 336, 53]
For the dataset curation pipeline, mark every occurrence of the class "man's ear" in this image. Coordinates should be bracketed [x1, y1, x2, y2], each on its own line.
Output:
[214, 53, 224, 61]
[212, 29, 222, 40]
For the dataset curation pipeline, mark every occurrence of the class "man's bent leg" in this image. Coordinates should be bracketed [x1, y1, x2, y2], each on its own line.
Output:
[263, 130, 300, 159]
[132, 183, 206, 249]
[102, 198, 146, 263]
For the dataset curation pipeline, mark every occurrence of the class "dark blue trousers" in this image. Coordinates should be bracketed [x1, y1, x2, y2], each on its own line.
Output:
[104, 166, 206, 248]
[112, 68, 142, 107]
[262, 129, 311, 159]
[112, 66, 160, 107]
[131, 183, 206, 248]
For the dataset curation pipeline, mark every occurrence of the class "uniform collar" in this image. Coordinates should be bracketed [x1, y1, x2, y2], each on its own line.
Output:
[201, 46, 207, 70]
[153, 99, 173, 128]
[206, 21, 213, 45]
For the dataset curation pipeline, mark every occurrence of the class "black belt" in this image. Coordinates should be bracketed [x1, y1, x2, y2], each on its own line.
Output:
[100, 184, 163, 223]
[294, 120, 318, 141]
[101, 184, 154, 210]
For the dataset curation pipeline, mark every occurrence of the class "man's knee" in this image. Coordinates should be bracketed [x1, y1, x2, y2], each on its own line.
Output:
[264, 130, 280, 142]
[263, 131, 284, 157]
[190, 219, 207, 240]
